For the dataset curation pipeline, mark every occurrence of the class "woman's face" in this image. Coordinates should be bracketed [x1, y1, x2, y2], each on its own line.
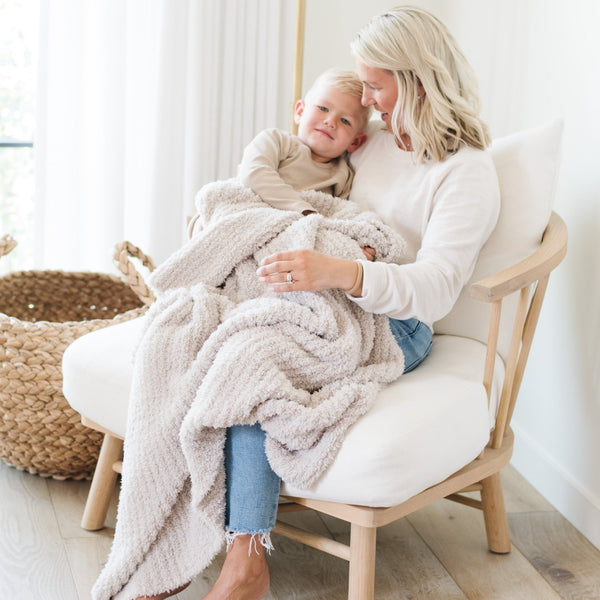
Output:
[356, 62, 398, 134]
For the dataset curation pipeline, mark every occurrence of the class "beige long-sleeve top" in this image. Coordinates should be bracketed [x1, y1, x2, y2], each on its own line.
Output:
[237, 128, 354, 213]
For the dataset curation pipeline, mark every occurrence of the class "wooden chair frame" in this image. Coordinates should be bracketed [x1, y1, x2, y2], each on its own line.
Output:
[78, 212, 567, 600]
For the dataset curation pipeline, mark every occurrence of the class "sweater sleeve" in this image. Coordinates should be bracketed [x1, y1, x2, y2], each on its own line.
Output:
[332, 163, 354, 199]
[238, 128, 315, 213]
[350, 153, 500, 325]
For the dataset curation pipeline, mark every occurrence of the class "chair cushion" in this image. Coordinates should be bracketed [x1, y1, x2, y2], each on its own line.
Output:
[63, 316, 504, 507]
[435, 119, 563, 360]
[63, 317, 142, 438]
[282, 334, 504, 506]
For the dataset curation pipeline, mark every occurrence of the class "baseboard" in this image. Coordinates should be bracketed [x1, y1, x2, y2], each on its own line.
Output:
[511, 423, 600, 551]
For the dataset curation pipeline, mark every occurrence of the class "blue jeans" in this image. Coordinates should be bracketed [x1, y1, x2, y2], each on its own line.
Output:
[224, 318, 433, 535]
[225, 423, 281, 534]
[387, 317, 433, 373]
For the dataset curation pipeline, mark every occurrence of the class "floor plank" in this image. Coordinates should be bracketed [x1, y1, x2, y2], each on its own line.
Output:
[47, 476, 118, 538]
[407, 500, 562, 599]
[509, 511, 600, 599]
[64, 536, 114, 600]
[0, 462, 79, 600]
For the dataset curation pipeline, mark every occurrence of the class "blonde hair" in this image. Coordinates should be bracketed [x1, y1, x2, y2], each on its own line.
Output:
[305, 68, 372, 131]
[351, 6, 490, 162]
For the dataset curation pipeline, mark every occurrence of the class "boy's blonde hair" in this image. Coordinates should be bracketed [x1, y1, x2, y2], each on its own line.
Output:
[351, 6, 490, 162]
[305, 68, 372, 132]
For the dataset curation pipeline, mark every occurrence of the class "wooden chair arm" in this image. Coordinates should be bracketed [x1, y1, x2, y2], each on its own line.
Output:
[469, 211, 568, 303]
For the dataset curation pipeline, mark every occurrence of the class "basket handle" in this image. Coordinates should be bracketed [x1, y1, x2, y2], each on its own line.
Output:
[0, 235, 17, 259]
[113, 241, 156, 306]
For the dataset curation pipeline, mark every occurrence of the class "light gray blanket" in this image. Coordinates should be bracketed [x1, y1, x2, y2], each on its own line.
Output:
[93, 179, 408, 600]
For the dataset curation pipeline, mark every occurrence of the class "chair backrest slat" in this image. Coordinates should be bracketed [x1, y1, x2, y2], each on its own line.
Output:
[483, 300, 502, 407]
[505, 274, 550, 428]
[492, 285, 531, 448]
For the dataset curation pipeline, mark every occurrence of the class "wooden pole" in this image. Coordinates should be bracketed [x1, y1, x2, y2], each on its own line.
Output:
[290, 0, 306, 134]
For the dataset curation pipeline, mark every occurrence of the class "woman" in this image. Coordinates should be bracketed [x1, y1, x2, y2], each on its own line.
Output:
[134, 6, 499, 600]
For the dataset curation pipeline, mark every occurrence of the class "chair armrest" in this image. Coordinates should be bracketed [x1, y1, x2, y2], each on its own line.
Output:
[469, 211, 568, 303]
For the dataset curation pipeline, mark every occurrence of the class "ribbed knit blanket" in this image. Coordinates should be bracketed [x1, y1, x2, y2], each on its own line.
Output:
[93, 179, 408, 600]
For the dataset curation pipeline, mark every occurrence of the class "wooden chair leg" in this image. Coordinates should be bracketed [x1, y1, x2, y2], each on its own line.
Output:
[348, 523, 377, 600]
[81, 433, 123, 531]
[481, 472, 511, 553]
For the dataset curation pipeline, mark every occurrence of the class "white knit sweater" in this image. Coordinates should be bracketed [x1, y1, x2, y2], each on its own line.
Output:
[349, 124, 500, 329]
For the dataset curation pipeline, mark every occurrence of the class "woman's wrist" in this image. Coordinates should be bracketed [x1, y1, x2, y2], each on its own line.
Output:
[345, 260, 364, 297]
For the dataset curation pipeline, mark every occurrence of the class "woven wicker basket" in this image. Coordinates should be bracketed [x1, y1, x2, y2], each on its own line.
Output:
[0, 235, 153, 479]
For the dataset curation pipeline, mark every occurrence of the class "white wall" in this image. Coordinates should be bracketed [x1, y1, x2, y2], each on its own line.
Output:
[303, 0, 600, 548]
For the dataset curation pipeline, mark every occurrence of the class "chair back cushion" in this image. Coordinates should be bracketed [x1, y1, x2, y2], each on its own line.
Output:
[434, 119, 564, 360]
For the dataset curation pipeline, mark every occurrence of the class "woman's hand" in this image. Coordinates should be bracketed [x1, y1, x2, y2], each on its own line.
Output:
[257, 249, 358, 294]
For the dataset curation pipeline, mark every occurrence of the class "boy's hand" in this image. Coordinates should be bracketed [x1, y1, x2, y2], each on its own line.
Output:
[362, 246, 376, 261]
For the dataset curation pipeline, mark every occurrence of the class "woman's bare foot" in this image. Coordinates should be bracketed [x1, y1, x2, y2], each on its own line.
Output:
[203, 534, 270, 600]
[135, 582, 190, 600]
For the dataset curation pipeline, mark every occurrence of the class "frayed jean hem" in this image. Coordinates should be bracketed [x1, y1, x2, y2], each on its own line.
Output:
[225, 530, 275, 555]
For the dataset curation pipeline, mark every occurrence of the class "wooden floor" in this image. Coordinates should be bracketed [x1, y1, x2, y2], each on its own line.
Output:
[2, 460, 600, 600]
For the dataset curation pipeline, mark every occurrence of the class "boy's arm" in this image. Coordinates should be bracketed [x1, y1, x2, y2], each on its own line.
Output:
[238, 129, 315, 214]
[333, 165, 354, 199]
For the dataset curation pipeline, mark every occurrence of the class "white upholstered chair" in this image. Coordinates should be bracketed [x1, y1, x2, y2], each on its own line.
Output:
[62, 119, 567, 600]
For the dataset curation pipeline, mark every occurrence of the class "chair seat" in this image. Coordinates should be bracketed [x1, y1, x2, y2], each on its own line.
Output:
[63, 316, 142, 438]
[62, 316, 504, 508]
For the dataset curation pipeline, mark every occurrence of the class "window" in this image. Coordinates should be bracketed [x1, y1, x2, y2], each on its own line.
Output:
[0, 0, 39, 274]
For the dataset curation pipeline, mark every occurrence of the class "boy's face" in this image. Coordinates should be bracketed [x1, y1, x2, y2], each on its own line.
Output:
[294, 84, 366, 163]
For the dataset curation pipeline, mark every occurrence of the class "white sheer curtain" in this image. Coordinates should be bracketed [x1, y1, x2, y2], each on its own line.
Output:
[35, 0, 295, 271]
